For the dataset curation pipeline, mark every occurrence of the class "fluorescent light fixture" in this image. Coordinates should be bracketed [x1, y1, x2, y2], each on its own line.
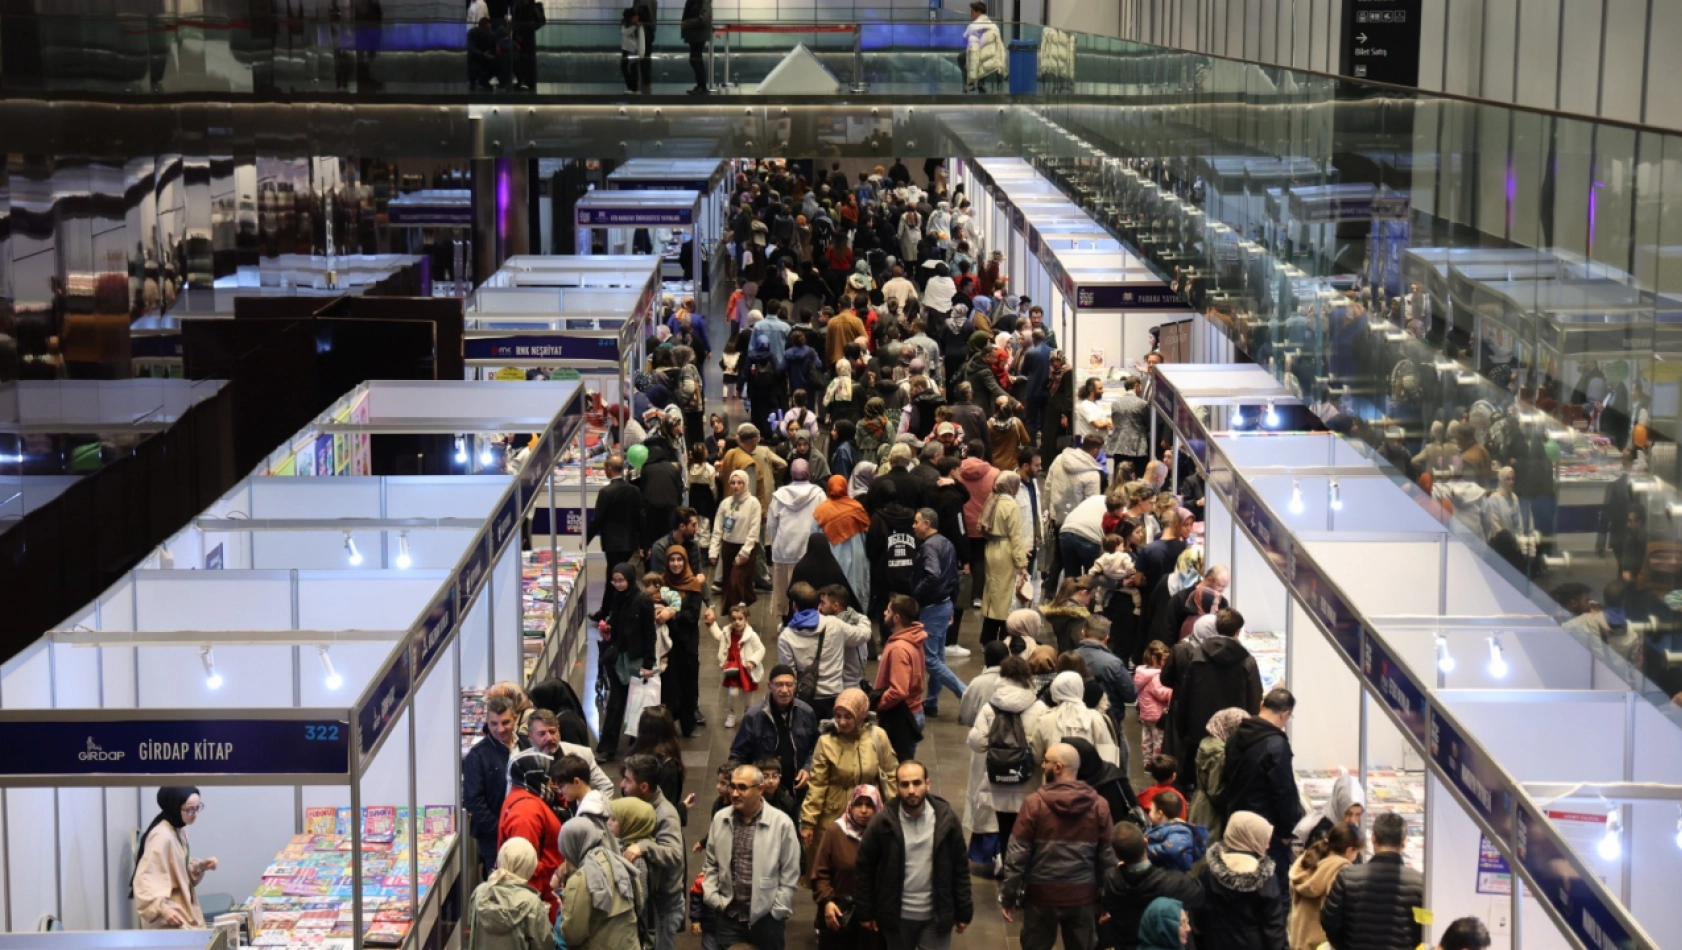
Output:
[343, 532, 363, 567]
[1329, 479, 1343, 511]
[318, 645, 344, 690]
[395, 532, 412, 570]
[454, 437, 468, 464]
[1289, 478, 1304, 515]
[1436, 634, 1455, 674]
[1264, 399, 1280, 428]
[1487, 634, 1509, 679]
[199, 646, 223, 690]
[1598, 807, 1623, 862]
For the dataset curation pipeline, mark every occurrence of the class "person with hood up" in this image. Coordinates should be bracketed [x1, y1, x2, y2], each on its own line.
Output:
[978, 471, 1030, 644]
[1039, 576, 1095, 653]
[1188, 707, 1248, 839]
[1188, 811, 1288, 950]
[1292, 772, 1364, 853]
[467, 838, 553, 950]
[875, 594, 929, 760]
[768, 459, 827, 621]
[131, 786, 216, 929]
[1102, 823, 1204, 950]
[1288, 822, 1360, 950]
[1031, 669, 1122, 767]
[800, 687, 900, 850]
[999, 743, 1116, 950]
[1137, 896, 1193, 950]
[1219, 688, 1304, 908]
[1159, 608, 1262, 771]
[560, 818, 647, 950]
[783, 329, 824, 398]
[965, 655, 1048, 870]
[865, 479, 920, 632]
[814, 474, 873, 614]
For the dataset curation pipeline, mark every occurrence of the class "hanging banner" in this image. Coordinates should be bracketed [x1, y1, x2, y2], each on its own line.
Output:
[575, 207, 694, 227]
[1428, 707, 1512, 840]
[464, 335, 621, 363]
[0, 716, 351, 779]
[1360, 633, 1428, 743]
[1513, 801, 1652, 950]
[1075, 284, 1188, 311]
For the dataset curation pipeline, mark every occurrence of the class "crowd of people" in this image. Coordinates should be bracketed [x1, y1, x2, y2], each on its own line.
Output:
[432, 156, 1500, 950]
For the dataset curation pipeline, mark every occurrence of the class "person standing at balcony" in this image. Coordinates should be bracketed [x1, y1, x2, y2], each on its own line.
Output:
[511, 0, 545, 90]
[680, 0, 712, 95]
[962, 1, 1006, 93]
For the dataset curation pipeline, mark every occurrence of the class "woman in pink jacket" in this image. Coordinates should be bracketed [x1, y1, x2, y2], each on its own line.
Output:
[1134, 639, 1175, 763]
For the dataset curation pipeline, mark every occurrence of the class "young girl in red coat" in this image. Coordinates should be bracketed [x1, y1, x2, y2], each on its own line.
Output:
[709, 603, 765, 729]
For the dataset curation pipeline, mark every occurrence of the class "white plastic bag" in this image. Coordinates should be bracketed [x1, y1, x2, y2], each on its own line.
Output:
[623, 674, 662, 737]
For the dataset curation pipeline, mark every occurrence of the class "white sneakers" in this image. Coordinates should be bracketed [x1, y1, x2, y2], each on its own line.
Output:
[724, 713, 738, 728]
[945, 644, 972, 659]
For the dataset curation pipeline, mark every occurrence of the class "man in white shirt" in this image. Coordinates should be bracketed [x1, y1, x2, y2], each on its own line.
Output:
[1073, 377, 1113, 441]
[881, 264, 919, 312]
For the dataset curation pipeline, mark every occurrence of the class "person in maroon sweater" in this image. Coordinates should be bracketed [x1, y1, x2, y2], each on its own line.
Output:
[1000, 743, 1117, 950]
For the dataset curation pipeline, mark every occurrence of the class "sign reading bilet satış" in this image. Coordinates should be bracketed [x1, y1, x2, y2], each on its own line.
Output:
[0, 718, 351, 777]
[1341, 0, 1423, 87]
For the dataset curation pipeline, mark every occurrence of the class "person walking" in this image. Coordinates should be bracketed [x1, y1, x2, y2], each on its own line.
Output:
[768, 460, 827, 620]
[1319, 812, 1424, 950]
[1288, 823, 1361, 950]
[559, 820, 647, 950]
[814, 474, 874, 618]
[811, 785, 886, 950]
[875, 594, 928, 760]
[131, 787, 217, 930]
[1159, 608, 1262, 773]
[1188, 811, 1288, 950]
[1031, 670, 1122, 768]
[1219, 688, 1305, 908]
[709, 469, 763, 609]
[911, 507, 966, 717]
[801, 687, 899, 849]
[729, 665, 819, 794]
[778, 581, 873, 721]
[1187, 707, 1248, 840]
[965, 655, 1047, 868]
[659, 546, 711, 737]
[468, 838, 553, 950]
[960, 0, 1006, 92]
[1101, 823, 1204, 950]
[977, 470, 1029, 645]
[701, 763, 804, 950]
[678, 0, 711, 93]
[999, 743, 1116, 950]
[589, 454, 643, 618]
[621, 753, 690, 950]
[855, 760, 975, 950]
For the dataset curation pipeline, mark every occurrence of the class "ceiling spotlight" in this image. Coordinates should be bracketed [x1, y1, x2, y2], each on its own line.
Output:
[1598, 807, 1623, 862]
[1289, 478, 1304, 515]
[1231, 403, 1246, 428]
[479, 439, 495, 466]
[454, 436, 468, 464]
[1329, 478, 1343, 511]
[395, 532, 412, 570]
[199, 646, 223, 690]
[1487, 634, 1509, 679]
[344, 532, 363, 567]
[318, 645, 344, 690]
[1674, 805, 1682, 851]
[1264, 399, 1280, 428]
[1435, 634, 1456, 674]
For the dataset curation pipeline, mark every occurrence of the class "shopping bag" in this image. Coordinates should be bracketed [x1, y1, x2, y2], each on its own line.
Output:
[623, 674, 662, 737]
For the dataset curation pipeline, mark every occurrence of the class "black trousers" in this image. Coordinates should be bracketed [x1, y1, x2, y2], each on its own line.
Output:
[666, 644, 701, 736]
[687, 40, 707, 87]
[599, 676, 630, 757]
[620, 51, 640, 91]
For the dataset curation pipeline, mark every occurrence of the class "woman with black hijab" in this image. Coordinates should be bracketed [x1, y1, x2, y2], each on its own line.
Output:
[790, 528, 861, 611]
[527, 677, 592, 748]
[660, 545, 711, 738]
[132, 786, 217, 929]
[597, 562, 655, 759]
[1065, 736, 1142, 829]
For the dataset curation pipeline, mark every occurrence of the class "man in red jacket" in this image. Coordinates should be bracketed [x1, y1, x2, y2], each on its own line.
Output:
[874, 593, 928, 761]
[1000, 743, 1117, 950]
[498, 752, 564, 923]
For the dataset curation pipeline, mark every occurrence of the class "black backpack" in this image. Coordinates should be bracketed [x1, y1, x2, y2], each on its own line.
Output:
[985, 706, 1035, 785]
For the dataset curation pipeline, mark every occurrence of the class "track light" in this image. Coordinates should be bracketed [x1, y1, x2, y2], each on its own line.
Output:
[1264, 399, 1280, 428]
[1435, 634, 1455, 674]
[1674, 805, 1682, 851]
[395, 532, 412, 570]
[1598, 807, 1623, 862]
[318, 646, 343, 690]
[479, 439, 495, 466]
[1329, 479, 1343, 511]
[344, 532, 363, 567]
[1289, 478, 1304, 515]
[454, 437, 468, 464]
[1487, 634, 1509, 679]
[1231, 403, 1245, 428]
[199, 646, 223, 690]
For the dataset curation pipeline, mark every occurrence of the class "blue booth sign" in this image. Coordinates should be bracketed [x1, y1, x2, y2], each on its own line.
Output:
[575, 207, 695, 227]
[0, 717, 351, 778]
[1514, 800, 1652, 950]
[1076, 283, 1188, 311]
[1359, 633, 1428, 743]
[360, 648, 411, 757]
[465, 335, 621, 363]
[489, 491, 521, 554]
[1429, 707, 1512, 840]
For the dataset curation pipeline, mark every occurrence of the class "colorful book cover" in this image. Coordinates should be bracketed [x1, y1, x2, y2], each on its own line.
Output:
[263, 864, 305, 880]
[304, 807, 339, 836]
[293, 910, 337, 931]
[364, 921, 409, 946]
[422, 806, 454, 834]
[363, 805, 397, 837]
[336, 808, 353, 836]
[309, 835, 346, 853]
[250, 933, 291, 947]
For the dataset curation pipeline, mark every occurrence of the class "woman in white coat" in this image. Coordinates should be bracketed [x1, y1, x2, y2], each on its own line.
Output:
[1030, 670, 1121, 766]
[965, 655, 1046, 871]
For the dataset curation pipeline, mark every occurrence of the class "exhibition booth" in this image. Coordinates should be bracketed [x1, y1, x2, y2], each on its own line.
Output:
[1151, 362, 1677, 950]
[0, 380, 593, 947]
[572, 189, 705, 303]
[606, 159, 730, 295]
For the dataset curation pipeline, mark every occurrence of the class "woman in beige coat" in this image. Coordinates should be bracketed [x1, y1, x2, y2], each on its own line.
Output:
[1287, 823, 1362, 950]
[131, 786, 216, 929]
[978, 472, 1029, 644]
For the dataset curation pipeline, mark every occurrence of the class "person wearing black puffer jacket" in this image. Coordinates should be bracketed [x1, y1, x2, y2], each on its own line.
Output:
[855, 760, 974, 947]
[1320, 812, 1423, 950]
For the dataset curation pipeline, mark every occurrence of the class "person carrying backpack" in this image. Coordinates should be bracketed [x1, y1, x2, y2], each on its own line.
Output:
[964, 655, 1046, 872]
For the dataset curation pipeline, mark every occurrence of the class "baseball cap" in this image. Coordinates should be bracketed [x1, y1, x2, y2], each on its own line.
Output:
[936, 422, 957, 438]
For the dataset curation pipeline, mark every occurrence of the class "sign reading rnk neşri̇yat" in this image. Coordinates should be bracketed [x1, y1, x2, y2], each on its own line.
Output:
[1341, 0, 1423, 87]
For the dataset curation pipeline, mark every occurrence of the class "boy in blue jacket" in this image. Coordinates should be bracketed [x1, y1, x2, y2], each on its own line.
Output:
[1144, 790, 1209, 873]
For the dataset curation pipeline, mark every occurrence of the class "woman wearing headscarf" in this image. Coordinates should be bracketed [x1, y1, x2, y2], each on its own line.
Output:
[1138, 896, 1191, 950]
[1030, 670, 1121, 767]
[1291, 772, 1365, 852]
[1189, 811, 1288, 950]
[1003, 608, 1042, 655]
[559, 819, 646, 950]
[964, 654, 1046, 870]
[1065, 736, 1141, 831]
[799, 688, 899, 851]
[847, 459, 876, 500]
[467, 838, 553, 950]
[527, 677, 592, 748]
[811, 785, 886, 950]
[660, 545, 711, 738]
[1188, 707, 1250, 843]
[813, 474, 872, 612]
[598, 563, 656, 759]
[131, 786, 215, 929]
[708, 469, 763, 611]
[978, 471, 1029, 645]
[828, 417, 860, 478]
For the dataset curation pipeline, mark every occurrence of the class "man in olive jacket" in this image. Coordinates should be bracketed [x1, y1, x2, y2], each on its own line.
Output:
[855, 760, 973, 949]
[1321, 812, 1425, 950]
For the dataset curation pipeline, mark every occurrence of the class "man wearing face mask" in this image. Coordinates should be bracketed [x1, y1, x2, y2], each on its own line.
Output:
[498, 750, 564, 923]
[999, 743, 1117, 950]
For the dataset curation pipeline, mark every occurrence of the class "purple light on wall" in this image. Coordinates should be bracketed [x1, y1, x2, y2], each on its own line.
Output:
[496, 158, 512, 242]
[1505, 159, 1517, 236]
[1589, 181, 1601, 253]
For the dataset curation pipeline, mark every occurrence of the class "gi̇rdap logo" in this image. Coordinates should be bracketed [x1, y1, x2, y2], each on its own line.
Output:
[79, 737, 125, 762]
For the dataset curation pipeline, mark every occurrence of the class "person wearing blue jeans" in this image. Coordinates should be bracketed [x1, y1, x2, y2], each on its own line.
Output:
[911, 508, 966, 718]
